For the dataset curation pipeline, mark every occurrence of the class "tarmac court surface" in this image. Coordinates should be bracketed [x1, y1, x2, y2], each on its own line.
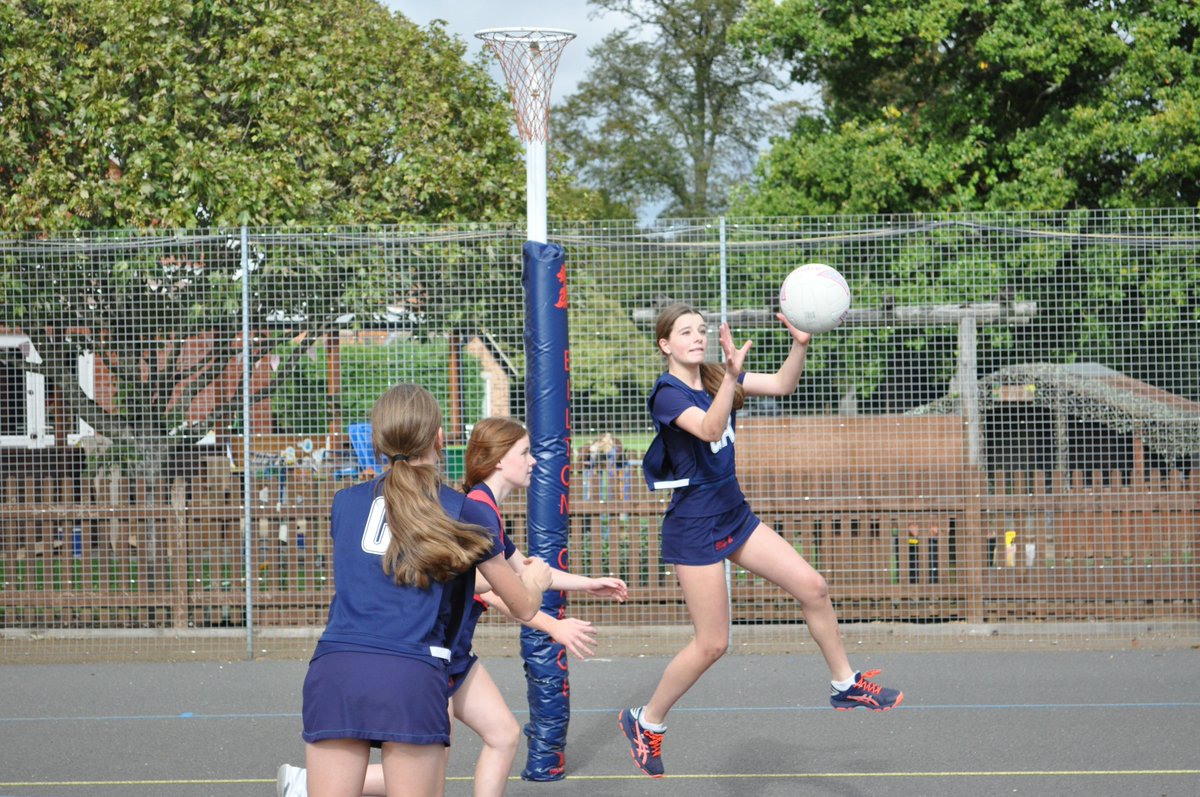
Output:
[2, 648, 1199, 797]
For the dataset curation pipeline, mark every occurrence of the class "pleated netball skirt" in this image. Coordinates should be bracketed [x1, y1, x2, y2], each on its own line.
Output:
[661, 501, 761, 566]
[302, 650, 451, 746]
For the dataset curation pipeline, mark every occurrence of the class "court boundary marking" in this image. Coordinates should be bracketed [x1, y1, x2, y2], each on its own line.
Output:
[4, 769, 1199, 788]
[3, 700, 1200, 724]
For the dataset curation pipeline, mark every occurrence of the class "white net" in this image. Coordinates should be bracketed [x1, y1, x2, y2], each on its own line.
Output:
[475, 28, 576, 144]
[1, 210, 1197, 662]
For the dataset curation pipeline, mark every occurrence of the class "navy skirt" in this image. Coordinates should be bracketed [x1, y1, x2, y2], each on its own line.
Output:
[661, 501, 761, 566]
[302, 650, 451, 746]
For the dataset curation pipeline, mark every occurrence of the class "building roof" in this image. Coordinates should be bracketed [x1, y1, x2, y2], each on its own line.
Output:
[913, 362, 1200, 460]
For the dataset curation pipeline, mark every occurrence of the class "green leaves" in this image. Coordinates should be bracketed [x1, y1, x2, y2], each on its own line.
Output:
[0, 1, 543, 470]
[736, 0, 1200, 214]
[0, 0, 525, 231]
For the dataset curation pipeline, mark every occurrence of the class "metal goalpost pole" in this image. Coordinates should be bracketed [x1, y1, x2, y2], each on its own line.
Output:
[476, 26, 576, 781]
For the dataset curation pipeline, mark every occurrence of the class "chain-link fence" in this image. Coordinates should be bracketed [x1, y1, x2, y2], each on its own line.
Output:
[1, 209, 1197, 661]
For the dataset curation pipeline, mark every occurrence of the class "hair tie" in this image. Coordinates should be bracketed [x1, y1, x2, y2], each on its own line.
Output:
[390, 453, 410, 464]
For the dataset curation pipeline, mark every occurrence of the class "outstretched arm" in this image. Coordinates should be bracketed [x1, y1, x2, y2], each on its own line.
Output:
[575, 575, 628, 602]
[481, 590, 599, 660]
[506, 546, 628, 602]
[742, 313, 812, 397]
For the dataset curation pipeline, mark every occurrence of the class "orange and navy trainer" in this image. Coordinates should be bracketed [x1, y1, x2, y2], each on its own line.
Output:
[830, 670, 904, 711]
[618, 708, 665, 778]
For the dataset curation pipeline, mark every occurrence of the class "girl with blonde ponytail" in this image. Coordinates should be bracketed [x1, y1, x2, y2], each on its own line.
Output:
[283, 416, 626, 797]
[371, 384, 492, 586]
[299, 385, 551, 797]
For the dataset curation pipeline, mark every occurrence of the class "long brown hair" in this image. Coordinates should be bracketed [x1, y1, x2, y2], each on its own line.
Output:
[462, 417, 529, 493]
[654, 302, 745, 410]
[371, 384, 492, 587]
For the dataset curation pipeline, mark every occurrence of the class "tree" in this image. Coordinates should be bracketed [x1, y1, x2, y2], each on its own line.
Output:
[0, 0, 536, 539]
[0, 0, 525, 230]
[553, 0, 793, 219]
[733, 0, 1200, 215]
[723, 2, 1199, 413]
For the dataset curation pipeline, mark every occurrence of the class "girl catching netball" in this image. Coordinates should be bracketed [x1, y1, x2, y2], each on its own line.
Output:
[617, 303, 903, 779]
[299, 386, 551, 797]
[282, 417, 627, 797]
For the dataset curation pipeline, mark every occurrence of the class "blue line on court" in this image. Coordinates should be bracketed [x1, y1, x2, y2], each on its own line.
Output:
[2, 701, 1199, 723]
[0, 711, 300, 723]
[629, 702, 1200, 713]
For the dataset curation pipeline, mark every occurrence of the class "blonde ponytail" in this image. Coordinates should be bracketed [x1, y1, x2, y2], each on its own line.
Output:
[371, 385, 493, 587]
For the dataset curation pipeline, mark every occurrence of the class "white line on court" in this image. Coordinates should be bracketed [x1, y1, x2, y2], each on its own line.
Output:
[3, 770, 1200, 789]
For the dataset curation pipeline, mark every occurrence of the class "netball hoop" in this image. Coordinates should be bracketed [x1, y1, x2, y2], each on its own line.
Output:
[476, 27, 575, 243]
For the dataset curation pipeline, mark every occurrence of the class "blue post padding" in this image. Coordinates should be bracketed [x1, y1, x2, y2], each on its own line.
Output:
[521, 625, 569, 780]
[520, 240, 570, 780]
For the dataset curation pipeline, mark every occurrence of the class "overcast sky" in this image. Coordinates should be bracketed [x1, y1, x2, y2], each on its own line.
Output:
[386, 1, 813, 107]
[382, 1, 811, 222]
[383, 1, 621, 103]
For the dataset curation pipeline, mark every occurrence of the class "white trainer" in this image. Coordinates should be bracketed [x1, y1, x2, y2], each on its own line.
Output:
[276, 763, 307, 797]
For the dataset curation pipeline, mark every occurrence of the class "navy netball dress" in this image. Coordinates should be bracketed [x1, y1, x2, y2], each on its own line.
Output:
[445, 483, 517, 696]
[644, 373, 761, 565]
[301, 479, 504, 746]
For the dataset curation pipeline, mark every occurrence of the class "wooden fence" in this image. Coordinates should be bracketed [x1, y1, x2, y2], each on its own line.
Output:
[1, 431, 1196, 630]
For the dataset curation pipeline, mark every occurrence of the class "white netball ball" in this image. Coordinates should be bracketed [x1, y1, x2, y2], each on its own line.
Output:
[778, 263, 851, 334]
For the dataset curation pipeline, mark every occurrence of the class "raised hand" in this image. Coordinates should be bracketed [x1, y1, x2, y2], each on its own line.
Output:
[776, 312, 813, 347]
[718, 322, 753, 377]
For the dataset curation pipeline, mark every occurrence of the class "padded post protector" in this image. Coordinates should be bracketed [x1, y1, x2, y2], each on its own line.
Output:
[519, 240, 570, 780]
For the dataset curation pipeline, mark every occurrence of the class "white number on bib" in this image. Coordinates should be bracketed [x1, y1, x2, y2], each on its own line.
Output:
[709, 419, 735, 454]
[360, 497, 390, 555]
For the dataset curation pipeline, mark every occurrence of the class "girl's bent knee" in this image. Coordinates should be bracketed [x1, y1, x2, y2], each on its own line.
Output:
[695, 637, 729, 663]
[799, 572, 830, 605]
[487, 715, 521, 756]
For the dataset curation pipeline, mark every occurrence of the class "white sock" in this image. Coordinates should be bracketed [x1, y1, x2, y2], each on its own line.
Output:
[832, 673, 858, 692]
[633, 706, 667, 733]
